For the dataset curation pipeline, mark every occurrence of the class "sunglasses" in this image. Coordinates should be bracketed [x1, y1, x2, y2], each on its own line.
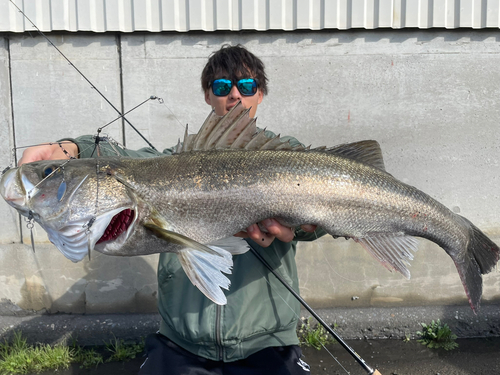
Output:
[210, 78, 259, 97]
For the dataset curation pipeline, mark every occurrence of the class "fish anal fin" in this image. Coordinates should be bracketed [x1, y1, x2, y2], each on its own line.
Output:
[354, 233, 419, 279]
[326, 140, 387, 171]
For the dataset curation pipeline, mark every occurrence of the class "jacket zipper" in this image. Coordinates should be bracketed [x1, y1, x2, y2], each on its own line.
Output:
[215, 304, 223, 361]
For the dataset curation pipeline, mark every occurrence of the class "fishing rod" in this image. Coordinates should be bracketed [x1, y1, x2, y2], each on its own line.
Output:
[249, 247, 382, 375]
[9, 0, 157, 151]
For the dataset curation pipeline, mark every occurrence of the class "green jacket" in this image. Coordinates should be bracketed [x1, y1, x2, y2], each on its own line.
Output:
[63, 133, 325, 362]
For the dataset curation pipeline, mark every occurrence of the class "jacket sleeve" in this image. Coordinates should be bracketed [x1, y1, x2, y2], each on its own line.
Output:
[57, 135, 165, 159]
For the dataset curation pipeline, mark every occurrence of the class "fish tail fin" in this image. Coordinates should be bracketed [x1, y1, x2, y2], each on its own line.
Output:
[177, 244, 233, 306]
[453, 217, 499, 313]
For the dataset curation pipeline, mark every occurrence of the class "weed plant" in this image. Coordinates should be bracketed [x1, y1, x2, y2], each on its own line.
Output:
[0, 331, 144, 374]
[297, 317, 336, 350]
[0, 331, 72, 374]
[71, 346, 104, 369]
[416, 319, 458, 350]
[105, 336, 145, 362]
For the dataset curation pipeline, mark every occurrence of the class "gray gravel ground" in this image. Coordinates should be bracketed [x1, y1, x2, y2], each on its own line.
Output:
[0, 303, 497, 375]
[27, 337, 500, 375]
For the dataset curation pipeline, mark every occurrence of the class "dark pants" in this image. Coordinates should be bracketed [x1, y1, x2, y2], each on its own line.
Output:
[138, 333, 311, 375]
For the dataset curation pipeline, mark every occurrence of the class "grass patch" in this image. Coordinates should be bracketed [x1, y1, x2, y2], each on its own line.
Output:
[0, 331, 144, 374]
[105, 336, 145, 362]
[297, 317, 336, 350]
[0, 331, 72, 374]
[71, 345, 104, 369]
[416, 319, 459, 350]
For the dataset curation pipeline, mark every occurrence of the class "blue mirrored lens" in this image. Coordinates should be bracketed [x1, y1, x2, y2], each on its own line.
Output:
[211, 78, 258, 97]
[212, 79, 232, 96]
[236, 79, 257, 96]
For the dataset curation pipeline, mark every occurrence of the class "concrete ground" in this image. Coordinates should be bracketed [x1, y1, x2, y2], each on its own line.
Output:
[1, 304, 498, 346]
[1, 303, 498, 374]
[25, 338, 500, 375]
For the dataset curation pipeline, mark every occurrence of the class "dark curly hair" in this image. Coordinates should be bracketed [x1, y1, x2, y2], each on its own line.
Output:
[201, 44, 268, 95]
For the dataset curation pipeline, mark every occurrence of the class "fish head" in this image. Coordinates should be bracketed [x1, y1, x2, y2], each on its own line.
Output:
[0, 159, 141, 262]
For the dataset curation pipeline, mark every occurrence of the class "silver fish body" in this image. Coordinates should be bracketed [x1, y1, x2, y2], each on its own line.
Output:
[1, 104, 498, 308]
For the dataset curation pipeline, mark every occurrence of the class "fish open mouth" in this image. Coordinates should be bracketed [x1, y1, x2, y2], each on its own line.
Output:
[96, 209, 134, 244]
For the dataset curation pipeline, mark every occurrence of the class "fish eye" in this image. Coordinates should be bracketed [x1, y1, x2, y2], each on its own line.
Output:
[42, 167, 55, 178]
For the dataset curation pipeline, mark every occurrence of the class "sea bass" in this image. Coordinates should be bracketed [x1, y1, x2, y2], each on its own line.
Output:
[1, 103, 498, 309]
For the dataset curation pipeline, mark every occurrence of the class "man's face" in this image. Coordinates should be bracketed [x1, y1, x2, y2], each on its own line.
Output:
[205, 77, 263, 118]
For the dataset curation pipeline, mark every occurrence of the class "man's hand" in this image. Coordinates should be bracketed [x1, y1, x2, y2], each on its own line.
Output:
[18, 142, 78, 166]
[234, 219, 317, 247]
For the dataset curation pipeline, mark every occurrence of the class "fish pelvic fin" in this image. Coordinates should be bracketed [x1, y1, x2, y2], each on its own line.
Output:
[452, 217, 499, 313]
[210, 236, 251, 255]
[354, 233, 419, 279]
[144, 223, 233, 305]
[324, 140, 387, 171]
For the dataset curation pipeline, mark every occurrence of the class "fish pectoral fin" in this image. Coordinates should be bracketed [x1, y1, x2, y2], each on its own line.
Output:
[144, 223, 222, 256]
[354, 233, 419, 279]
[144, 223, 233, 305]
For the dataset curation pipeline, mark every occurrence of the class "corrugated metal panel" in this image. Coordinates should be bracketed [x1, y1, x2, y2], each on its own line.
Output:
[1, 0, 500, 32]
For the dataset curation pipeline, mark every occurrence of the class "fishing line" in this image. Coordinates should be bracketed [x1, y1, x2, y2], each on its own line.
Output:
[98, 96, 164, 133]
[158, 99, 190, 132]
[241, 250, 350, 374]
[320, 246, 368, 283]
[9, 0, 157, 151]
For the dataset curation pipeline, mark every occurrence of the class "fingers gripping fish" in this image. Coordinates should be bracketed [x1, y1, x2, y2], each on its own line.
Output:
[1, 103, 498, 310]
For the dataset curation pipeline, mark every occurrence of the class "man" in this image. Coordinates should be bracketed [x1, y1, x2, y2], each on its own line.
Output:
[19, 44, 322, 374]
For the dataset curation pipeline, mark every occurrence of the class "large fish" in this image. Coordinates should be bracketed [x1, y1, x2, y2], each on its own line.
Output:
[1, 103, 498, 309]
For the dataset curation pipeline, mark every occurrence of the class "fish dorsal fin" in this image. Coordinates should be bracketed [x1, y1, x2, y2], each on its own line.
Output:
[354, 233, 419, 279]
[175, 102, 306, 153]
[325, 140, 386, 171]
[244, 128, 269, 150]
[205, 104, 248, 149]
[192, 110, 222, 150]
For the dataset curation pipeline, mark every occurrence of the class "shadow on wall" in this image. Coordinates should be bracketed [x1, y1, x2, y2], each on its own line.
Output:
[0, 244, 161, 345]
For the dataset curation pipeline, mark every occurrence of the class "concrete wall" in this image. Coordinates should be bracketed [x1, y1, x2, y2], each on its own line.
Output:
[0, 29, 499, 315]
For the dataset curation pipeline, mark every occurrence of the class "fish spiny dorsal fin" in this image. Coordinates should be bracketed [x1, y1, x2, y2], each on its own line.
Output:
[275, 139, 306, 151]
[215, 107, 254, 149]
[175, 138, 182, 154]
[275, 139, 294, 150]
[244, 129, 269, 150]
[191, 110, 222, 150]
[204, 103, 247, 150]
[325, 140, 386, 171]
[260, 134, 285, 150]
[231, 118, 257, 149]
[178, 125, 199, 153]
[181, 125, 197, 152]
[178, 102, 303, 153]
